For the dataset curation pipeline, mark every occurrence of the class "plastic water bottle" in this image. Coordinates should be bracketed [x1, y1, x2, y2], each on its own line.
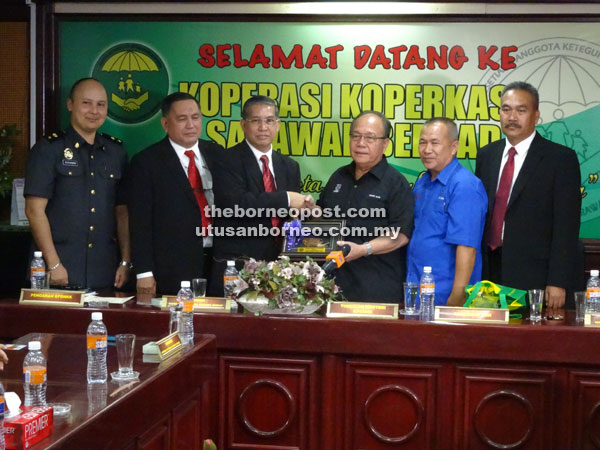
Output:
[23, 341, 47, 406]
[0, 380, 5, 450]
[223, 261, 239, 297]
[177, 281, 194, 346]
[224, 260, 239, 312]
[587, 269, 600, 313]
[30, 251, 46, 289]
[87, 312, 107, 383]
[420, 266, 435, 320]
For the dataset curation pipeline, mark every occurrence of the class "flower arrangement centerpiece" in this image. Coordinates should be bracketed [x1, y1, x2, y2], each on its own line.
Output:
[232, 256, 339, 315]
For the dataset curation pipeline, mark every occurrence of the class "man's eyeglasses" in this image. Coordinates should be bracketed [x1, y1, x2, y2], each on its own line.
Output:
[244, 117, 279, 126]
[349, 133, 388, 144]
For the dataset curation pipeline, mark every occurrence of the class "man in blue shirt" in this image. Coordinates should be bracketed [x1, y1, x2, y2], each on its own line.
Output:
[407, 118, 488, 306]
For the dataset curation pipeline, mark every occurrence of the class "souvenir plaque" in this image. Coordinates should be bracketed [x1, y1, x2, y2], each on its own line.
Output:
[584, 312, 600, 327]
[282, 219, 346, 261]
[159, 295, 232, 312]
[326, 301, 398, 319]
[20, 289, 85, 307]
[434, 306, 509, 324]
[156, 332, 184, 360]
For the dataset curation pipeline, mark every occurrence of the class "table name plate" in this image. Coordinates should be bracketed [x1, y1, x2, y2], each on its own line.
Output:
[20, 289, 85, 307]
[434, 306, 509, 323]
[159, 296, 232, 313]
[156, 332, 184, 360]
[326, 301, 398, 319]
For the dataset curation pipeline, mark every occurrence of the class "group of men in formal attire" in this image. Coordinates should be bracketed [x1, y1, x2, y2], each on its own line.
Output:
[24, 78, 581, 310]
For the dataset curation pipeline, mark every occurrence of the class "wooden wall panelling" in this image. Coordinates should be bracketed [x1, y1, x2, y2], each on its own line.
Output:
[137, 417, 170, 450]
[343, 359, 445, 450]
[171, 392, 201, 450]
[567, 370, 600, 450]
[454, 365, 558, 450]
[218, 354, 319, 449]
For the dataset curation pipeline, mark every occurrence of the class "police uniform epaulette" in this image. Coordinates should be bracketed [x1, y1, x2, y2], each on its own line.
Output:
[100, 132, 123, 145]
[44, 130, 65, 142]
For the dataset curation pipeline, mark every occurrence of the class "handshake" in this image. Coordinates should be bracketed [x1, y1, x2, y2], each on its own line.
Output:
[288, 192, 321, 218]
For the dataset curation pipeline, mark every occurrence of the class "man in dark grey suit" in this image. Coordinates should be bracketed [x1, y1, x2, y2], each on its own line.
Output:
[476, 81, 581, 309]
[129, 92, 224, 295]
[211, 95, 313, 295]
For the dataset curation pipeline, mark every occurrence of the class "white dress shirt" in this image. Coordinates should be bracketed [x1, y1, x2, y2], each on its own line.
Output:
[246, 140, 290, 206]
[495, 130, 537, 238]
[496, 130, 537, 197]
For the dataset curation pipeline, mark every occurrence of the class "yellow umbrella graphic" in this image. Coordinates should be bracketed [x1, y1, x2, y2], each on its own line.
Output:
[101, 50, 158, 111]
[101, 50, 159, 72]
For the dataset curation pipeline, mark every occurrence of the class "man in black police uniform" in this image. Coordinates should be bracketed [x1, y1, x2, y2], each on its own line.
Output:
[25, 78, 130, 290]
[318, 111, 414, 302]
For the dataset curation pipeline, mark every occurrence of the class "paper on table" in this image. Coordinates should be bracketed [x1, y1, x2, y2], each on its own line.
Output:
[85, 295, 134, 305]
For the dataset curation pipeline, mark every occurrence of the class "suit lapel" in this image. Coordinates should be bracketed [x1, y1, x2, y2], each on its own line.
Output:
[272, 151, 287, 191]
[488, 140, 504, 194]
[160, 138, 198, 209]
[241, 144, 265, 192]
[507, 134, 545, 210]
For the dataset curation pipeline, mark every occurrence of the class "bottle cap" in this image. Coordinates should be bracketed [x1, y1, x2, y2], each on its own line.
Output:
[28, 341, 41, 351]
[592, 270, 599, 277]
[424, 266, 432, 273]
[181, 281, 191, 288]
[34, 251, 42, 258]
[92, 312, 103, 321]
[227, 260, 235, 266]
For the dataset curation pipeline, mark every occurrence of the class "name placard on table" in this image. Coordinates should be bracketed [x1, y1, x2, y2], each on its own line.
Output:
[434, 306, 509, 324]
[326, 301, 398, 319]
[20, 289, 85, 307]
[159, 296, 232, 313]
[156, 332, 184, 360]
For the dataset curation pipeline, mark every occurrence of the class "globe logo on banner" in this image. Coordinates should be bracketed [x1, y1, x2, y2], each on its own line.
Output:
[92, 43, 168, 124]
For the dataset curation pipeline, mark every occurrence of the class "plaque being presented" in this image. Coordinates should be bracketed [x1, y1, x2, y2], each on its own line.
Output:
[282, 219, 345, 261]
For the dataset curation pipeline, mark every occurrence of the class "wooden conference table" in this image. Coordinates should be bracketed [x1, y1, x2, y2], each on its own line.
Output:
[0, 330, 216, 450]
[0, 297, 599, 450]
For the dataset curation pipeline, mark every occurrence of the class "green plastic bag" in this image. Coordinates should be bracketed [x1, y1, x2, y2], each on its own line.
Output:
[464, 280, 527, 319]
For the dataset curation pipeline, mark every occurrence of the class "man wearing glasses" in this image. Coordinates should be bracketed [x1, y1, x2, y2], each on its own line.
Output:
[318, 111, 414, 302]
[211, 95, 312, 295]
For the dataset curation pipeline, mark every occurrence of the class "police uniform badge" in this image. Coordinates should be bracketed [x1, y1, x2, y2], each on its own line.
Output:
[64, 148, 74, 160]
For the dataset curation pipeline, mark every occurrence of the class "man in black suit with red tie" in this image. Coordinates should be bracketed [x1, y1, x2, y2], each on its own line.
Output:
[476, 81, 581, 309]
[210, 95, 313, 296]
[129, 92, 224, 295]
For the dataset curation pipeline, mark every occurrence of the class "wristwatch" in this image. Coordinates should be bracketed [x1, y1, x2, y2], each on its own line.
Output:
[120, 261, 133, 269]
[364, 241, 373, 256]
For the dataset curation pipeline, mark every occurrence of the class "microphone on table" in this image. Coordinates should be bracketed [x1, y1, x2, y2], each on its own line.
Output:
[322, 244, 351, 276]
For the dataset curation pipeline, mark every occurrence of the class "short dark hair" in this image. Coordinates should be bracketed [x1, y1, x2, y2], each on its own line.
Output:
[502, 81, 539, 110]
[241, 95, 279, 119]
[69, 77, 101, 99]
[350, 111, 392, 139]
[423, 117, 459, 141]
[161, 92, 199, 116]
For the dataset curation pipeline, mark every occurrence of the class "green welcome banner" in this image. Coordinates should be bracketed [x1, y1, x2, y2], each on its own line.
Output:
[59, 21, 600, 237]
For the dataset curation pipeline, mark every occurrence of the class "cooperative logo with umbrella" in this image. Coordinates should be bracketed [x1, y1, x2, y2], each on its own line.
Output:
[93, 43, 169, 124]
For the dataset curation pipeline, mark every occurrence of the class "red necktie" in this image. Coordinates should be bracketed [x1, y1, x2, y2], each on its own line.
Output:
[184, 150, 211, 232]
[488, 147, 517, 250]
[260, 155, 280, 229]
